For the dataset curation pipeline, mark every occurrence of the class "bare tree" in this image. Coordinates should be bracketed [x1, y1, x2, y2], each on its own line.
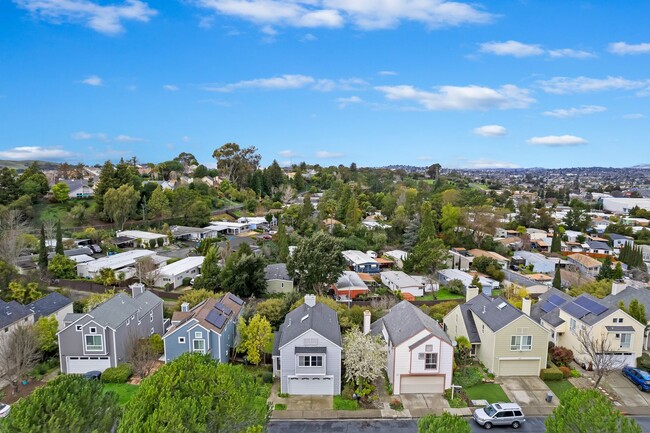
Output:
[134, 255, 160, 287]
[127, 333, 157, 380]
[576, 326, 625, 388]
[42, 219, 57, 243]
[463, 206, 505, 245]
[0, 209, 28, 266]
[0, 325, 41, 394]
[278, 184, 295, 204]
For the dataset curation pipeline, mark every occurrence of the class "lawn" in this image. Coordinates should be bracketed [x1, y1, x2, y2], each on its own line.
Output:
[104, 383, 139, 406]
[464, 383, 510, 403]
[274, 403, 287, 411]
[545, 380, 574, 401]
[333, 396, 359, 410]
[419, 289, 464, 301]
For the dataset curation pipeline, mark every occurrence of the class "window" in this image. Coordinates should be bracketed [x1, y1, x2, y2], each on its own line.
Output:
[150, 312, 154, 322]
[425, 345, 433, 352]
[620, 333, 632, 349]
[150, 328, 154, 335]
[510, 335, 532, 351]
[304, 338, 318, 346]
[193, 339, 205, 354]
[425, 353, 438, 370]
[613, 318, 623, 324]
[195, 331, 202, 338]
[89, 327, 96, 333]
[298, 355, 323, 367]
[570, 318, 576, 333]
[85, 335, 103, 351]
[178, 337, 185, 344]
[126, 319, 130, 326]
[76, 325, 82, 331]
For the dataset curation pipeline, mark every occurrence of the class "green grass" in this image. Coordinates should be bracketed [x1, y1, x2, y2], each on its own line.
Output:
[444, 389, 468, 408]
[103, 383, 139, 406]
[419, 288, 464, 300]
[274, 403, 287, 411]
[464, 383, 510, 403]
[545, 380, 574, 401]
[333, 395, 359, 410]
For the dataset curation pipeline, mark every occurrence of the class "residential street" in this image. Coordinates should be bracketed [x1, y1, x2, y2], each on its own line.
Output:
[269, 417, 650, 433]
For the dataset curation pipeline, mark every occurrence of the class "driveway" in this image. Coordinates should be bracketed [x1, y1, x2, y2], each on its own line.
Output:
[397, 393, 447, 416]
[497, 376, 558, 408]
[605, 372, 650, 407]
[284, 395, 333, 411]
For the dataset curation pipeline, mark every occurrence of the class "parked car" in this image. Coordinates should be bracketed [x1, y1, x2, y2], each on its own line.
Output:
[90, 244, 102, 254]
[84, 370, 101, 380]
[0, 403, 10, 418]
[622, 366, 650, 392]
[190, 274, 202, 286]
[268, 230, 277, 236]
[473, 402, 525, 429]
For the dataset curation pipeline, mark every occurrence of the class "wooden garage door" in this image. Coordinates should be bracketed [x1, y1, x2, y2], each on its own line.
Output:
[498, 359, 540, 376]
[287, 376, 334, 395]
[400, 375, 444, 394]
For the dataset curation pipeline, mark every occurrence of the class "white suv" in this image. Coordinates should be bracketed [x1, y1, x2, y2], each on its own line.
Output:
[473, 402, 525, 429]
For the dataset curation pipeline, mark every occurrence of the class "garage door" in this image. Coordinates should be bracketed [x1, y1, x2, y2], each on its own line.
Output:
[498, 359, 540, 376]
[400, 375, 445, 394]
[67, 356, 111, 374]
[287, 376, 334, 395]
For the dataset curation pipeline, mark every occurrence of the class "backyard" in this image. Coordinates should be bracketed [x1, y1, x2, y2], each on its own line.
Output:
[419, 288, 464, 301]
[103, 383, 140, 406]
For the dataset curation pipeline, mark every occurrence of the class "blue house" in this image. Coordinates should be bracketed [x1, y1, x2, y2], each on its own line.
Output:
[342, 250, 380, 274]
[162, 293, 245, 363]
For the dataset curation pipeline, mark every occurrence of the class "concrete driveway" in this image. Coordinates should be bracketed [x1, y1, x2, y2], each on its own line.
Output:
[284, 395, 333, 411]
[605, 372, 650, 407]
[498, 376, 558, 408]
[398, 393, 447, 413]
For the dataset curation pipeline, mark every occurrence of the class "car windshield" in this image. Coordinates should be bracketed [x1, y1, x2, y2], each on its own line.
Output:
[484, 405, 497, 417]
[638, 370, 650, 380]
[0, 404, 6, 409]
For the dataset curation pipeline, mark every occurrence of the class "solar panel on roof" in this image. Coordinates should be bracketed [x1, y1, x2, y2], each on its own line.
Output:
[564, 302, 589, 319]
[548, 294, 567, 307]
[205, 310, 227, 328]
[229, 294, 244, 305]
[215, 302, 232, 315]
[574, 296, 608, 315]
[539, 301, 556, 314]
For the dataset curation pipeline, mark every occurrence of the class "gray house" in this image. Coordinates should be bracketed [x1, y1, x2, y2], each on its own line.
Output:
[264, 263, 294, 294]
[272, 295, 342, 395]
[162, 292, 245, 363]
[27, 292, 73, 331]
[57, 284, 164, 374]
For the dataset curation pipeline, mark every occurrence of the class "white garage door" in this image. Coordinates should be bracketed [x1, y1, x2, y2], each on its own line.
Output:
[400, 375, 445, 394]
[67, 356, 111, 374]
[287, 376, 334, 395]
[498, 359, 540, 377]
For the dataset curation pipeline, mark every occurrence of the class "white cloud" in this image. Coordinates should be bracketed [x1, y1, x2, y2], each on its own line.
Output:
[81, 75, 103, 86]
[163, 84, 179, 91]
[205, 74, 315, 92]
[375, 83, 534, 111]
[300, 33, 317, 41]
[608, 42, 650, 55]
[115, 134, 145, 142]
[0, 146, 75, 160]
[622, 113, 645, 119]
[465, 159, 520, 169]
[279, 150, 300, 158]
[14, 0, 157, 35]
[417, 156, 432, 161]
[527, 135, 588, 147]
[192, 0, 494, 31]
[337, 95, 362, 108]
[182, 135, 191, 142]
[315, 150, 344, 158]
[479, 40, 544, 57]
[547, 48, 595, 59]
[473, 124, 507, 137]
[378, 70, 398, 76]
[542, 105, 606, 118]
[537, 76, 648, 94]
[72, 131, 109, 141]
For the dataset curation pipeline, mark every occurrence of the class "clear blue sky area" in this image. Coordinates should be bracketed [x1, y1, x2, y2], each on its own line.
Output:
[1, 1, 649, 168]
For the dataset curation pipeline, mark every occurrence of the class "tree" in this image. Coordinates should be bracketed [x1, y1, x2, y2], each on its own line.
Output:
[83, 290, 116, 312]
[545, 388, 640, 433]
[0, 167, 19, 205]
[576, 327, 624, 388]
[212, 143, 261, 188]
[103, 184, 139, 230]
[34, 315, 59, 354]
[51, 182, 70, 202]
[38, 224, 48, 272]
[552, 266, 562, 289]
[147, 185, 171, 220]
[220, 252, 266, 297]
[48, 254, 77, 279]
[569, 279, 612, 299]
[455, 336, 472, 374]
[69, 203, 87, 225]
[0, 209, 28, 266]
[287, 231, 346, 295]
[197, 246, 221, 291]
[551, 229, 562, 253]
[418, 413, 470, 433]
[127, 334, 157, 379]
[0, 325, 41, 395]
[55, 220, 64, 255]
[176, 289, 222, 310]
[597, 256, 614, 281]
[237, 314, 273, 365]
[276, 220, 289, 262]
[403, 237, 449, 275]
[9, 281, 42, 304]
[620, 299, 647, 324]
[342, 328, 387, 391]
[118, 353, 270, 433]
[134, 255, 160, 287]
[255, 298, 285, 330]
[0, 374, 120, 433]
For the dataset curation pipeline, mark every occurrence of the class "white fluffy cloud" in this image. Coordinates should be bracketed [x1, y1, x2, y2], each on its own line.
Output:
[206, 74, 315, 92]
[537, 76, 648, 94]
[13, 0, 157, 35]
[315, 150, 344, 158]
[115, 134, 145, 142]
[547, 48, 595, 59]
[378, 70, 398, 76]
[81, 75, 103, 86]
[608, 42, 650, 55]
[72, 131, 109, 141]
[0, 146, 75, 160]
[622, 113, 645, 119]
[278, 150, 300, 158]
[478, 40, 594, 59]
[465, 159, 520, 169]
[473, 125, 507, 137]
[337, 95, 362, 108]
[527, 135, 588, 147]
[542, 105, 606, 118]
[375, 84, 534, 111]
[163, 84, 179, 91]
[193, 0, 493, 31]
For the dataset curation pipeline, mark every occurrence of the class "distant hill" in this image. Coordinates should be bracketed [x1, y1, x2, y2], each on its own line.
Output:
[632, 164, 650, 169]
[0, 160, 60, 171]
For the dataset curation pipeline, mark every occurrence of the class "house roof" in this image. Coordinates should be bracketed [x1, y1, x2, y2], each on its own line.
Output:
[27, 292, 72, 320]
[608, 233, 633, 240]
[264, 263, 291, 281]
[530, 287, 575, 325]
[157, 256, 204, 276]
[371, 300, 451, 346]
[587, 240, 611, 251]
[60, 179, 90, 191]
[334, 271, 369, 291]
[82, 290, 162, 329]
[381, 271, 423, 289]
[559, 293, 616, 326]
[167, 293, 244, 335]
[342, 250, 378, 265]
[468, 249, 509, 263]
[461, 294, 526, 335]
[603, 285, 650, 322]
[274, 301, 342, 356]
[0, 300, 33, 329]
[568, 253, 602, 268]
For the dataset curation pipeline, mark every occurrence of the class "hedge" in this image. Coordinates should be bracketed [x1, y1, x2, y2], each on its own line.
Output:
[101, 363, 133, 383]
[540, 366, 563, 381]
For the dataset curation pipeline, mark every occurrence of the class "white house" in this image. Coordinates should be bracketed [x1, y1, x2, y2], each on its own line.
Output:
[77, 250, 158, 279]
[116, 230, 169, 248]
[154, 256, 205, 289]
[381, 271, 425, 298]
[437, 269, 500, 294]
[384, 250, 408, 269]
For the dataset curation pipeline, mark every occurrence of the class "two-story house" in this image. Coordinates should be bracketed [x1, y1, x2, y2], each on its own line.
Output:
[162, 292, 245, 363]
[57, 284, 164, 374]
[369, 301, 453, 394]
[443, 287, 550, 377]
[272, 295, 342, 395]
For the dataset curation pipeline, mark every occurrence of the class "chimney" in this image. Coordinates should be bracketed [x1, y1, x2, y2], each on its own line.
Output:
[466, 285, 479, 302]
[181, 302, 190, 313]
[522, 297, 532, 317]
[363, 310, 371, 335]
[612, 279, 627, 296]
[304, 294, 316, 308]
[130, 282, 145, 298]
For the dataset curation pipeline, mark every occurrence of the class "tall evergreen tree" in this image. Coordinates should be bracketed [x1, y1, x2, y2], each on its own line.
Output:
[596, 256, 613, 281]
[55, 221, 64, 255]
[277, 220, 289, 263]
[552, 265, 562, 289]
[551, 229, 562, 253]
[38, 224, 48, 272]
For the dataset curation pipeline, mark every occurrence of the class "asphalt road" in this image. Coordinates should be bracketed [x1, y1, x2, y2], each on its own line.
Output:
[269, 417, 650, 433]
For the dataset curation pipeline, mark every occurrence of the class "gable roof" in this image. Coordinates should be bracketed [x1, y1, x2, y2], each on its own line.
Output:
[264, 263, 291, 281]
[461, 294, 528, 336]
[603, 285, 650, 322]
[0, 300, 33, 329]
[587, 240, 611, 251]
[371, 300, 451, 346]
[530, 287, 573, 325]
[83, 290, 162, 329]
[166, 292, 245, 335]
[275, 301, 341, 355]
[27, 292, 72, 320]
[568, 253, 602, 268]
[559, 293, 616, 326]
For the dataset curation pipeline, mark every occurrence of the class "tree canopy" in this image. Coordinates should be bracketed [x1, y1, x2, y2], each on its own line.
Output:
[287, 231, 346, 295]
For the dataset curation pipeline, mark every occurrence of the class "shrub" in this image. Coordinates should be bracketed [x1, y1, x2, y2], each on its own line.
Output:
[149, 334, 164, 355]
[274, 404, 287, 411]
[182, 277, 192, 286]
[540, 366, 563, 381]
[157, 237, 164, 247]
[341, 382, 355, 400]
[637, 353, 650, 371]
[101, 363, 133, 383]
[149, 239, 156, 249]
[570, 369, 581, 378]
[453, 366, 483, 388]
[551, 346, 574, 366]
[262, 372, 273, 384]
[389, 399, 403, 411]
[559, 366, 571, 378]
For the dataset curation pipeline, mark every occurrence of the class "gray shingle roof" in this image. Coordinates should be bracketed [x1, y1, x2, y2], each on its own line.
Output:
[371, 301, 451, 346]
[460, 303, 481, 343]
[27, 292, 72, 320]
[530, 287, 573, 324]
[275, 301, 342, 354]
[608, 233, 633, 240]
[462, 294, 525, 333]
[0, 300, 33, 329]
[559, 293, 616, 326]
[603, 286, 650, 322]
[85, 290, 162, 329]
[587, 240, 611, 251]
[265, 263, 291, 281]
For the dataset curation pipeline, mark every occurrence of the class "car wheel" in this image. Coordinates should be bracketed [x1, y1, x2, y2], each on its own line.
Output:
[639, 385, 644, 391]
[512, 421, 520, 429]
[483, 422, 492, 430]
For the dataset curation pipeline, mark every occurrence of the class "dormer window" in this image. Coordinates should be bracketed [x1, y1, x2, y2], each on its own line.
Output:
[90, 327, 96, 333]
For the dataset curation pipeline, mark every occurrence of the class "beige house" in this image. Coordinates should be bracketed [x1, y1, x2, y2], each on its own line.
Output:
[264, 263, 294, 294]
[443, 288, 549, 377]
[567, 253, 602, 277]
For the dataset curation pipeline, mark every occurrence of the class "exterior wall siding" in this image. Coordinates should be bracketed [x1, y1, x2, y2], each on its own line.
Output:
[493, 316, 550, 375]
[267, 279, 294, 294]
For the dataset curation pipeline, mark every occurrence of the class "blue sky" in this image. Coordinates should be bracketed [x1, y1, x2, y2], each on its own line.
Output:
[1, 1, 649, 169]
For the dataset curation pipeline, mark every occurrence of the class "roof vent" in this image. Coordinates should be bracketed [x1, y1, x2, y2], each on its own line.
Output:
[482, 306, 486, 314]
[497, 302, 507, 310]
[287, 318, 292, 327]
[301, 314, 309, 323]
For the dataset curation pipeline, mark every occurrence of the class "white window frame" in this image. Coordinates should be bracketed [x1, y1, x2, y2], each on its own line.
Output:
[570, 318, 576, 333]
[425, 344, 434, 352]
[510, 335, 533, 351]
[194, 331, 202, 338]
[298, 355, 323, 367]
[193, 339, 206, 354]
[76, 325, 82, 331]
[84, 334, 103, 352]
[178, 337, 185, 344]
[620, 333, 632, 349]
[424, 353, 438, 370]
[89, 327, 96, 333]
